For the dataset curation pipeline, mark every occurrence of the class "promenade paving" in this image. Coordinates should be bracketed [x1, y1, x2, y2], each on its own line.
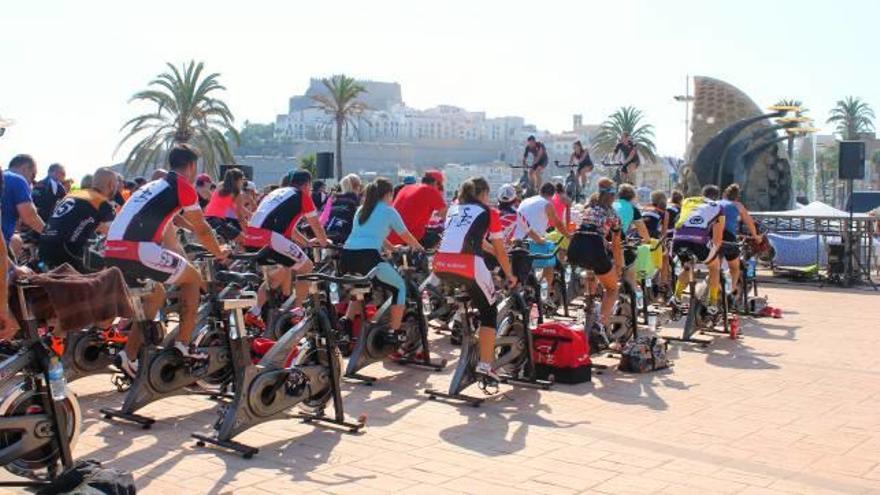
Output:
[3, 283, 879, 494]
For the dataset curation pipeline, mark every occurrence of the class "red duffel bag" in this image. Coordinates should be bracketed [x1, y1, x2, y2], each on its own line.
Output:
[532, 322, 591, 384]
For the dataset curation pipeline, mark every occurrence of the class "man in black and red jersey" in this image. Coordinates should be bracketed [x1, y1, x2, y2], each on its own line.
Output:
[104, 144, 229, 377]
[243, 170, 329, 324]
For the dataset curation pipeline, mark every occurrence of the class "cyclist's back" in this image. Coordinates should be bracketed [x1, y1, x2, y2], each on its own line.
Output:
[514, 191, 550, 239]
[39, 168, 116, 272]
[672, 194, 723, 261]
[105, 170, 200, 283]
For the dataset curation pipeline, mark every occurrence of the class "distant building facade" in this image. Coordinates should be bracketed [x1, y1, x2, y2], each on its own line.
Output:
[273, 78, 595, 173]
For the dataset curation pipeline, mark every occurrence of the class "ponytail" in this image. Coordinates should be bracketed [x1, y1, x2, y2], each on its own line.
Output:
[358, 178, 393, 225]
[458, 177, 490, 204]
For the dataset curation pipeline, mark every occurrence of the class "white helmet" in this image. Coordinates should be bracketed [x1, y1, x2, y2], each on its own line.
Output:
[496, 183, 517, 203]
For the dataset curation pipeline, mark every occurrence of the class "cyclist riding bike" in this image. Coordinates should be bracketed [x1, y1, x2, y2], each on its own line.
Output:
[641, 190, 670, 290]
[719, 183, 761, 297]
[322, 173, 363, 244]
[339, 178, 424, 336]
[38, 167, 117, 272]
[522, 135, 549, 194]
[571, 177, 623, 340]
[514, 182, 570, 298]
[613, 133, 640, 185]
[433, 177, 517, 381]
[496, 184, 542, 244]
[666, 190, 682, 239]
[389, 171, 447, 250]
[671, 185, 726, 312]
[104, 144, 230, 377]
[244, 170, 329, 326]
[570, 140, 594, 194]
[3, 154, 45, 256]
[612, 183, 652, 287]
[204, 167, 248, 244]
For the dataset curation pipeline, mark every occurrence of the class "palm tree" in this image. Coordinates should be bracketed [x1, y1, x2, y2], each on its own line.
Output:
[826, 96, 875, 140]
[300, 153, 318, 177]
[591, 106, 657, 163]
[310, 75, 368, 180]
[117, 60, 239, 178]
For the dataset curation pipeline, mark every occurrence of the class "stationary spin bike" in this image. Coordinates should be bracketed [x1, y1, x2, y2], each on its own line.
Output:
[193, 271, 368, 458]
[344, 248, 446, 384]
[425, 262, 552, 407]
[0, 280, 80, 488]
[101, 252, 260, 428]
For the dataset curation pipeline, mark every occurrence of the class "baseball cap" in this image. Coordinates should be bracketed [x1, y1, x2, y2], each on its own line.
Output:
[244, 181, 257, 192]
[402, 175, 417, 185]
[195, 173, 213, 186]
[424, 170, 444, 185]
[497, 184, 517, 203]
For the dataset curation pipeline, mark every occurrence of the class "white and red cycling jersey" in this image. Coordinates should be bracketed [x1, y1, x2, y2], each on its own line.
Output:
[243, 186, 316, 248]
[107, 171, 199, 243]
[104, 171, 199, 284]
[433, 202, 502, 279]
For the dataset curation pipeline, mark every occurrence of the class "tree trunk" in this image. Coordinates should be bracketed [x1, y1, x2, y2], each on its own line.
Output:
[335, 117, 343, 180]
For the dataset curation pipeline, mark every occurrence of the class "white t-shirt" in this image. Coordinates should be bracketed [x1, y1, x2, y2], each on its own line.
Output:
[514, 195, 550, 239]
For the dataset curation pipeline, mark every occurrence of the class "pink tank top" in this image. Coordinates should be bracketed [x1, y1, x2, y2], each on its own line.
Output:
[204, 190, 237, 219]
[551, 193, 567, 222]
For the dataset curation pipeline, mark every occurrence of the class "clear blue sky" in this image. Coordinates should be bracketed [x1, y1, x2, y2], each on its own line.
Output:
[1, 0, 878, 179]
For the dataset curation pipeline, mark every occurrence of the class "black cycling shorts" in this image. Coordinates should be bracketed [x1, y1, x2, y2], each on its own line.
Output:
[338, 249, 405, 305]
[435, 272, 498, 328]
[722, 230, 740, 261]
[38, 241, 86, 273]
[568, 233, 613, 276]
[530, 158, 548, 171]
[673, 239, 711, 265]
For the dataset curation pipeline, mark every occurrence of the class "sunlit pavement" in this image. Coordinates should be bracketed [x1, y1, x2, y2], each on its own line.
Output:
[3, 283, 880, 494]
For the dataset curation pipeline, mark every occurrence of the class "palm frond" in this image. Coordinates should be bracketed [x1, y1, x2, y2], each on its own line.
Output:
[118, 60, 237, 177]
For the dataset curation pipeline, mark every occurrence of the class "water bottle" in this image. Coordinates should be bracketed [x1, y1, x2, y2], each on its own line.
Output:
[48, 357, 67, 401]
[635, 288, 645, 311]
[329, 282, 340, 305]
[564, 266, 572, 284]
[747, 259, 757, 279]
[645, 277, 653, 289]
[529, 304, 540, 327]
[540, 279, 549, 302]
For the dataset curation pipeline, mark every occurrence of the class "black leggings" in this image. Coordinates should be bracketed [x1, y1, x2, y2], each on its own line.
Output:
[436, 272, 498, 328]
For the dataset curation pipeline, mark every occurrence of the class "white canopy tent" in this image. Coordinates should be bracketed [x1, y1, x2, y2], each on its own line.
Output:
[752, 201, 875, 283]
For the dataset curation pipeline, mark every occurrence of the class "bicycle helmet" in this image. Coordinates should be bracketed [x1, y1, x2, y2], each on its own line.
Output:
[496, 184, 517, 203]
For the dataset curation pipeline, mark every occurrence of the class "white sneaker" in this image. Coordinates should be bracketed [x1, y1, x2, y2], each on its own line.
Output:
[475, 362, 500, 382]
[118, 350, 138, 378]
[174, 341, 207, 360]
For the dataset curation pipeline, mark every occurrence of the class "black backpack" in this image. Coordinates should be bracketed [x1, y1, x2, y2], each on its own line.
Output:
[36, 459, 136, 494]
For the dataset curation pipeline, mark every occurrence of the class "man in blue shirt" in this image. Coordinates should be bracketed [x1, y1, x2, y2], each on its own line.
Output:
[2, 155, 45, 251]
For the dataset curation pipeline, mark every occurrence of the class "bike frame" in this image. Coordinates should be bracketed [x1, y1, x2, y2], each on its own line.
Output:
[0, 283, 75, 487]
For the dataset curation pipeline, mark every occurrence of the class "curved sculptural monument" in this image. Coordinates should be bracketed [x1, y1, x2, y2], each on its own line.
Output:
[680, 76, 793, 210]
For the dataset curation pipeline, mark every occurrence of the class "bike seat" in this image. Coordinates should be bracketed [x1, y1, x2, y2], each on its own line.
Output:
[215, 271, 262, 286]
[184, 243, 208, 255]
[453, 292, 472, 303]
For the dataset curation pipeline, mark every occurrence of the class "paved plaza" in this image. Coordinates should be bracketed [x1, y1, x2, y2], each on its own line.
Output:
[4, 283, 880, 494]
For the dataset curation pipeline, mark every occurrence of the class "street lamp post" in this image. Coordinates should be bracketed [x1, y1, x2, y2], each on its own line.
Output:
[673, 75, 695, 191]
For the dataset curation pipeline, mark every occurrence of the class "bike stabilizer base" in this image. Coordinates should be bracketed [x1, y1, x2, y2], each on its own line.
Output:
[99, 408, 156, 429]
[296, 412, 366, 434]
[423, 388, 485, 407]
[192, 433, 259, 459]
